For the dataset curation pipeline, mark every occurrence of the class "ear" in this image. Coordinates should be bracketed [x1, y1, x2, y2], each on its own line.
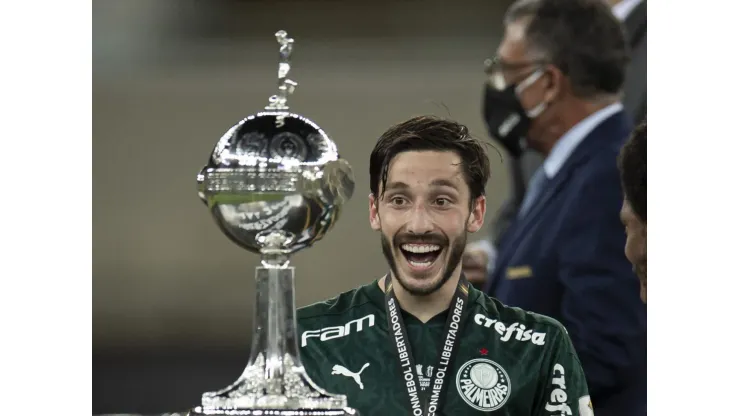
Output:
[467, 195, 487, 233]
[543, 64, 565, 103]
[369, 193, 381, 231]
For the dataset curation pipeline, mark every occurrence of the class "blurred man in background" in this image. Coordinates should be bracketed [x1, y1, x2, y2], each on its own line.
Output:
[618, 121, 647, 303]
[468, 0, 647, 414]
[464, 0, 646, 285]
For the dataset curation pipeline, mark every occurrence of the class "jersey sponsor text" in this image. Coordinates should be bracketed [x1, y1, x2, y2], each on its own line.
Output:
[545, 363, 572, 415]
[473, 313, 546, 345]
[301, 314, 375, 347]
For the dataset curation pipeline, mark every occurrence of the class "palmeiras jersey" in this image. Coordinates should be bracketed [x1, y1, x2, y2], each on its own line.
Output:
[297, 279, 593, 416]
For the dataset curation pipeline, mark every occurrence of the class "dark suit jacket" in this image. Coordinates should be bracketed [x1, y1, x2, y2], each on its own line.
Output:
[484, 111, 647, 416]
[489, 1, 647, 244]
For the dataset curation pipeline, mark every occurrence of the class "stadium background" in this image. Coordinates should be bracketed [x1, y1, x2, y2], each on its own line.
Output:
[93, 0, 517, 413]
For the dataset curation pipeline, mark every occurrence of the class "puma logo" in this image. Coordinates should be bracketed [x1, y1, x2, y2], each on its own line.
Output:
[331, 363, 370, 389]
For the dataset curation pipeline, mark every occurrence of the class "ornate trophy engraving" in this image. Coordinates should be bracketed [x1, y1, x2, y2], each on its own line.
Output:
[191, 30, 357, 416]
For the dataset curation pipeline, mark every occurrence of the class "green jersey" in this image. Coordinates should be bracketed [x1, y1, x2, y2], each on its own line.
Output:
[297, 280, 593, 416]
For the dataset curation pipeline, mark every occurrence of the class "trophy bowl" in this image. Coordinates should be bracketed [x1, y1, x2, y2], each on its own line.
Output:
[196, 111, 355, 262]
[188, 31, 358, 416]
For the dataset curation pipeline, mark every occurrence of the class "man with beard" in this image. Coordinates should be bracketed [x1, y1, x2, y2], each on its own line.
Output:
[297, 115, 594, 416]
[618, 121, 647, 302]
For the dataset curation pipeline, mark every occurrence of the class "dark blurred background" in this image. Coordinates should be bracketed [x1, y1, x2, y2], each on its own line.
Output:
[92, 0, 513, 413]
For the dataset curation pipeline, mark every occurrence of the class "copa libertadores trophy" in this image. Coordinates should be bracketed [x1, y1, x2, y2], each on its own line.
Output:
[191, 30, 357, 416]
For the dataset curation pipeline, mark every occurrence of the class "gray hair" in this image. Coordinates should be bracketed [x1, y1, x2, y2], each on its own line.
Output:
[504, 0, 630, 99]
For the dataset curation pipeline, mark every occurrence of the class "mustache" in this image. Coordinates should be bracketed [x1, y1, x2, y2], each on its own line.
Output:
[393, 233, 448, 246]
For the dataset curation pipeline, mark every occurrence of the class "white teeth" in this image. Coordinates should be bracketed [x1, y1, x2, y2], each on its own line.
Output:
[401, 244, 441, 253]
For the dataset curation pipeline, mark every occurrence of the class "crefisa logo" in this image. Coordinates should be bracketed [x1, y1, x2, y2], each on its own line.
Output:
[456, 358, 511, 412]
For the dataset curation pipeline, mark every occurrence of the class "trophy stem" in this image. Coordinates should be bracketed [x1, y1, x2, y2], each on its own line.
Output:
[194, 261, 351, 413]
[252, 265, 303, 382]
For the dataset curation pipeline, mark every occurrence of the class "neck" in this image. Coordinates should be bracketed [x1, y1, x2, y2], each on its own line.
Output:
[537, 97, 618, 155]
[379, 267, 462, 323]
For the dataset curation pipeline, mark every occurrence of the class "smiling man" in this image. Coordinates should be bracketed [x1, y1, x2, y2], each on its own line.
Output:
[297, 115, 594, 415]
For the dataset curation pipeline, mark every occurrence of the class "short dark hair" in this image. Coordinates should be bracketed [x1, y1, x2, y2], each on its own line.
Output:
[505, 0, 629, 98]
[618, 121, 647, 222]
[369, 115, 491, 201]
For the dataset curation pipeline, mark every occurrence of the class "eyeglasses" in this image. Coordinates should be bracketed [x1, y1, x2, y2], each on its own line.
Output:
[484, 56, 548, 90]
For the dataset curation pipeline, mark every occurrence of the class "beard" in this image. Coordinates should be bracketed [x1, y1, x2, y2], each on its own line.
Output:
[380, 230, 467, 296]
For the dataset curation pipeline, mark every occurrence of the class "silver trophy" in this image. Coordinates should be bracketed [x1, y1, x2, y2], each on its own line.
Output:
[191, 30, 357, 416]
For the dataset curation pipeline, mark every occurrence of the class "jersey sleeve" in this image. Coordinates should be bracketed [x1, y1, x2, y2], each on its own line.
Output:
[535, 325, 594, 416]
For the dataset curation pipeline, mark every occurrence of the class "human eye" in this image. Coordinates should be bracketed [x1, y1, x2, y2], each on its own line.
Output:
[387, 195, 408, 207]
[432, 197, 453, 208]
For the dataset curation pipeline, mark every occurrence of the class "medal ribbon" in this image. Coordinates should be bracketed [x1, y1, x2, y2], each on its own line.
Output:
[384, 275, 469, 416]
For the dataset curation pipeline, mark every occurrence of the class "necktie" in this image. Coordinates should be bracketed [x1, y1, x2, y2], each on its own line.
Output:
[518, 166, 549, 218]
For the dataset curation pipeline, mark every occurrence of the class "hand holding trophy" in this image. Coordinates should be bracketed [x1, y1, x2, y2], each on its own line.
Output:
[190, 30, 358, 416]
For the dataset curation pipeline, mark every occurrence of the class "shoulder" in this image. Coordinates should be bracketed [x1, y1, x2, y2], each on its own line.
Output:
[565, 137, 624, 216]
[469, 288, 569, 347]
[298, 282, 380, 325]
[576, 111, 632, 179]
[574, 150, 622, 193]
[297, 282, 383, 353]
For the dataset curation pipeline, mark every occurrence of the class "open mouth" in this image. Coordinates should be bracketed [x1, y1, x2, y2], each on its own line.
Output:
[400, 243, 443, 271]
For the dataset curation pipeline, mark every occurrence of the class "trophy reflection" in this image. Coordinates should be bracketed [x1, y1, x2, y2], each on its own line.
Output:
[190, 30, 357, 416]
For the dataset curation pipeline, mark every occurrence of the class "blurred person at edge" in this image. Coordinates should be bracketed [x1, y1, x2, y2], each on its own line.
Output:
[463, 0, 646, 284]
[618, 121, 647, 303]
[467, 0, 647, 415]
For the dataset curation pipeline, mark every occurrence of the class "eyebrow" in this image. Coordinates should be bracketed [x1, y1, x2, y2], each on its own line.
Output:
[430, 178, 459, 190]
[384, 179, 460, 192]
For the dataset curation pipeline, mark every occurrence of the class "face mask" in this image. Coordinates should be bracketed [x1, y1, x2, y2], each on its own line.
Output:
[482, 69, 547, 158]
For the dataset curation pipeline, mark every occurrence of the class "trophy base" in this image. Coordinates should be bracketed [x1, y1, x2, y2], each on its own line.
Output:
[192, 352, 357, 416]
[188, 406, 359, 415]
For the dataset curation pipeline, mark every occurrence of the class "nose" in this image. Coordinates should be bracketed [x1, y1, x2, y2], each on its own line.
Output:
[406, 204, 434, 235]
